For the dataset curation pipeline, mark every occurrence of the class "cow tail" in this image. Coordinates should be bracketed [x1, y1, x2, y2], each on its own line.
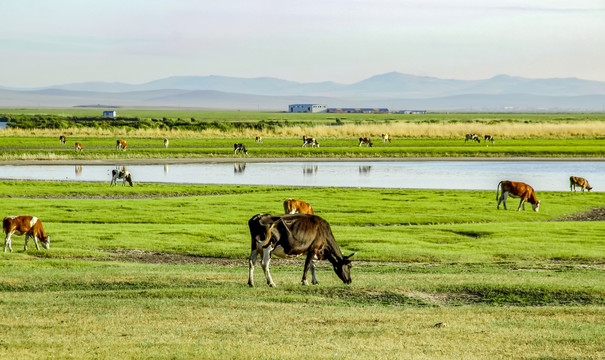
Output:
[496, 181, 502, 200]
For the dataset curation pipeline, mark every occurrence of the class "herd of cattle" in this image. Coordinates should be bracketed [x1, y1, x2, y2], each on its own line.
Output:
[59, 136, 170, 153]
[4, 175, 594, 287]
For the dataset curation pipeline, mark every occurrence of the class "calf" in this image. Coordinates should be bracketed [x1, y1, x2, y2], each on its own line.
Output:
[465, 134, 480, 143]
[110, 169, 133, 186]
[358, 137, 373, 147]
[234, 143, 248, 155]
[283, 199, 314, 215]
[248, 213, 355, 287]
[302, 136, 319, 148]
[570, 176, 592, 192]
[74, 142, 83, 152]
[116, 139, 127, 151]
[381, 133, 391, 143]
[3, 216, 50, 252]
[59, 135, 66, 144]
[497, 180, 540, 212]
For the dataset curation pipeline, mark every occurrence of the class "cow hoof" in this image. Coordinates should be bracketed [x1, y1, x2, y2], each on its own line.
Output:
[248, 282, 254, 288]
[269, 282, 276, 287]
[301, 280, 309, 286]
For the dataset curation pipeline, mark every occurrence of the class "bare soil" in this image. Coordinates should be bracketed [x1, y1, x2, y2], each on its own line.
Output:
[554, 207, 605, 221]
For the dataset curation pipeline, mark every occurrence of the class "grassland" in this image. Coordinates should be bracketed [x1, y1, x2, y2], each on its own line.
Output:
[0, 181, 604, 359]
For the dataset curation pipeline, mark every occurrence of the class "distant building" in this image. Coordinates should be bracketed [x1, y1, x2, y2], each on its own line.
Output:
[289, 104, 327, 113]
[103, 111, 117, 118]
[327, 108, 389, 114]
[396, 110, 427, 114]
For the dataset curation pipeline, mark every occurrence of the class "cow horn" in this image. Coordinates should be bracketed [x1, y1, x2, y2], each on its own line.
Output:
[262, 221, 279, 247]
[345, 252, 357, 259]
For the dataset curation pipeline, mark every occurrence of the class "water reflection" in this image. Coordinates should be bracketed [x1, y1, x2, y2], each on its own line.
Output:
[302, 164, 318, 176]
[359, 166, 372, 175]
[75, 166, 83, 176]
[164, 164, 169, 174]
[234, 163, 246, 174]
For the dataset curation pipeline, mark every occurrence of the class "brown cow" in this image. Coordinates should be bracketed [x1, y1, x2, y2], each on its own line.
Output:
[381, 133, 391, 143]
[570, 176, 592, 192]
[116, 139, 127, 151]
[74, 142, 83, 152]
[283, 199, 314, 215]
[3, 216, 50, 252]
[59, 135, 66, 144]
[255, 136, 263, 143]
[358, 137, 373, 147]
[497, 180, 540, 212]
[247, 213, 355, 287]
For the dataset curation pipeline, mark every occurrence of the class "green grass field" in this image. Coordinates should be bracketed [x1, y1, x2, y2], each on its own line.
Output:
[0, 181, 604, 359]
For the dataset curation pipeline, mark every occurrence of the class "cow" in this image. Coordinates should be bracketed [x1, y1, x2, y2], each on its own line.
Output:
[497, 180, 540, 212]
[381, 134, 391, 143]
[110, 168, 133, 186]
[116, 139, 127, 151]
[359, 137, 373, 147]
[465, 134, 480, 143]
[3, 216, 50, 252]
[74, 142, 83, 152]
[247, 213, 355, 287]
[234, 143, 248, 155]
[484, 135, 495, 144]
[302, 136, 319, 148]
[59, 135, 66, 144]
[570, 176, 592, 192]
[164, 138, 169, 148]
[283, 199, 314, 215]
[255, 136, 263, 143]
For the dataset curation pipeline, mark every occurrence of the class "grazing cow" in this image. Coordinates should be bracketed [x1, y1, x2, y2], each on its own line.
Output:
[381, 133, 391, 143]
[3, 216, 50, 252]
[74, 142, 83, 152]
[570, 176, 592, 192]
[358, 137, 373, 147]
[302, 136, 319, 148]
[247, 213, 355, 287]
[110, 168, 133, 186]
[497, 180, 540, 212]
[255, 136, 263, 143]
[283, 198, 314, 215]
[234, 143, 248, 155]
[484, 135, 495, 144]
[465, 134, 480, 143]
[59, 135, 66, 144]
[116, 139, 127, 151]
[164, 138, 169, 148]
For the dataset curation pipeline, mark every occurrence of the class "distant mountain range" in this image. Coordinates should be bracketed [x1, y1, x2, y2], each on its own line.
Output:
[2, 72, 605, 111]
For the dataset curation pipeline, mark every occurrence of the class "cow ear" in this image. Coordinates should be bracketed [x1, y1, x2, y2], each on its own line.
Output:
[344, 252, 357, 260]
[258, 215, 281, 226]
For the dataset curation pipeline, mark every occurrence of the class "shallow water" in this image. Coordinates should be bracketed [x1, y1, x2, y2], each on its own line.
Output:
[0, 161, 602, 191]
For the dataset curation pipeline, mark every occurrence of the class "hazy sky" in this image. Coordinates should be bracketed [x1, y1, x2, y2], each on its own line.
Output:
[1, 0, 604, 87]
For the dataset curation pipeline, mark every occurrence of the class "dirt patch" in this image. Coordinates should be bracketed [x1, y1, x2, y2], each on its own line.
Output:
[554, 207, 605, 221]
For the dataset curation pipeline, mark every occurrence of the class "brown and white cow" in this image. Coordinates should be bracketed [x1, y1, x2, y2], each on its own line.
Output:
[302, 136, 319, 148]
[74, 142, 83, 152]
[163, 138, 169, 148]
[248, 213, 355, 287]
[283, 198, 314, 215]
[59, 135, 66, 144]
[3, 216, 50, 252]
[255, 136, 263, 143]
[110, 168, 133, 186]
[359, 137, 373, 147]
[497, 180, 540, 212]
[570, 176, 592, 192]
[381, 133, 391, 143]
[116, 139, 127, 151]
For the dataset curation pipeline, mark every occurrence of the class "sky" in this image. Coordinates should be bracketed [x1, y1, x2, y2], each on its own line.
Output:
[1, 0, 604, 88]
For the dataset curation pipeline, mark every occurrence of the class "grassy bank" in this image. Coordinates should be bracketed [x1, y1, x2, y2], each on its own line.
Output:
[0, 181, 604, 358]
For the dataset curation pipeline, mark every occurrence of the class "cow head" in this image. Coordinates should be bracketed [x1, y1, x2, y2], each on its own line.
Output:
[40, 235, 50, 249]
[333, 252, 356, 284]
[532, 201, 541, 212]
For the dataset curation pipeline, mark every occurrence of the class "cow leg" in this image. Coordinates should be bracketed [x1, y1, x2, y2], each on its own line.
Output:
[33, 236, 40, 250]
[248, 248, 258, 287]
[4, 232, 13, 252]
[261, 246, 276, 287]
[24, 235, 29, 251]
[498, 192, 508, 210]
[301, 252, 315, 286]
[311, 255, 319, 285]
[518, 198, 526, 211]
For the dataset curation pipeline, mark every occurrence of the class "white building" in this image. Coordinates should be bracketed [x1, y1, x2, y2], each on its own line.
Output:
[103, 111, 117, 118]
[288, 104, 327, 113]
